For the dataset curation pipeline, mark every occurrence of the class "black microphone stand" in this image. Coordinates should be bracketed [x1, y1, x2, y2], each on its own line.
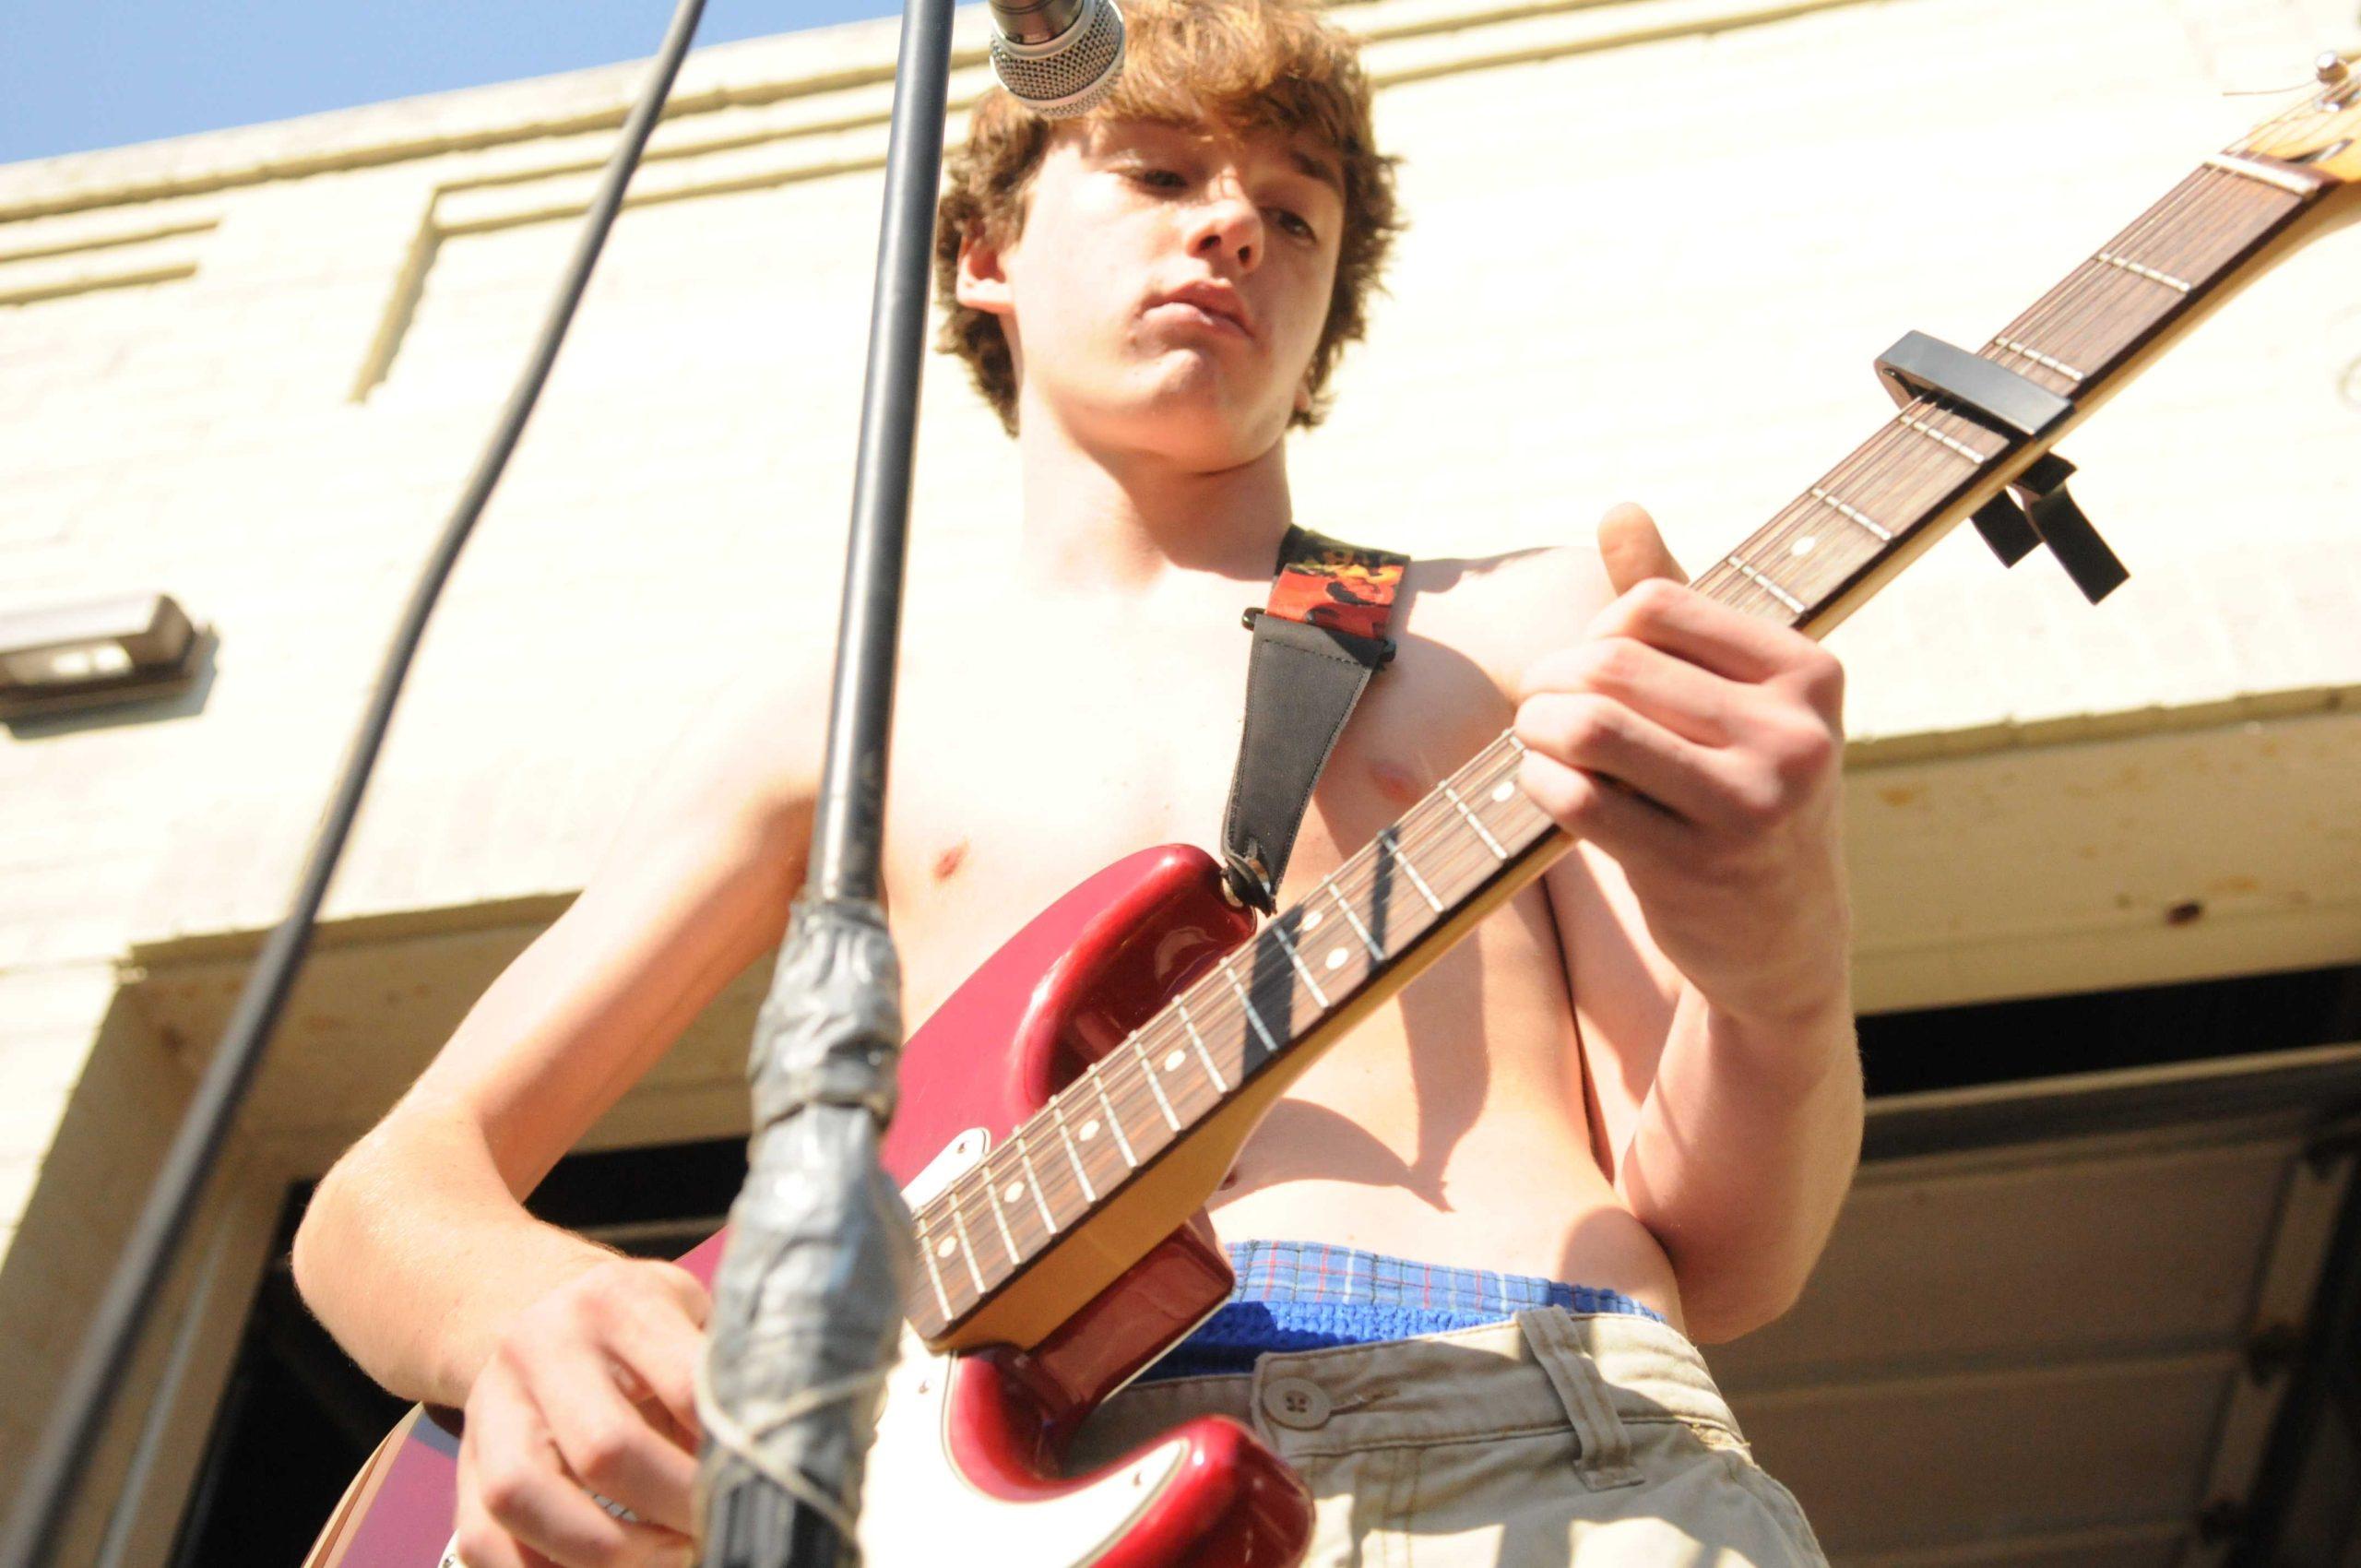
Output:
[693, 0, 955, 1561]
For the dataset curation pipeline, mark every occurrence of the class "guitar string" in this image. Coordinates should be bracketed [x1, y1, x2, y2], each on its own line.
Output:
[917, 733, 1532, 1271]
[913, 735, 1536, 1299]
[1687, 169, 2212, 622]
[1698, 86, 2352, 653]
[910, 112, 2345, 1305]
[1699, 163, 2269, 621]
[918, 776, 1544, 1307]
[908, 740, 1505, 1259]
[1750, 166, 2241, 593]
[919, 165, 2266, 1299]
[1615, 107, 2319, 663]
[2011, 168, 2267, 377]
[1999, 81, 2353, 414]
[924, 105, 2359, 1299]
[917, 160, 2284, 1303]
[2005, 76, 2349, 380]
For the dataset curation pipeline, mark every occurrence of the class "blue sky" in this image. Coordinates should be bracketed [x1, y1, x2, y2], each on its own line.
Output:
[1, 0, 908, 165]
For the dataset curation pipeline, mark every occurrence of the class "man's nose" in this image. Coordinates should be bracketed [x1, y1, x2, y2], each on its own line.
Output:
[1187, 174, 1262, 271]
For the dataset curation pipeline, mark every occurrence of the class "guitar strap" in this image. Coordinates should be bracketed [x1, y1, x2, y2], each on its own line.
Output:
[1219, 525, 1407, 915]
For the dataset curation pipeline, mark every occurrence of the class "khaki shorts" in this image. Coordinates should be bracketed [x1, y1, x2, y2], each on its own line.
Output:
[1069, 1307, 1827, 1567]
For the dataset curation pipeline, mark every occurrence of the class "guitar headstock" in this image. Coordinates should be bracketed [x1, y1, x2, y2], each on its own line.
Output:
[2236, 53, 2361, 208]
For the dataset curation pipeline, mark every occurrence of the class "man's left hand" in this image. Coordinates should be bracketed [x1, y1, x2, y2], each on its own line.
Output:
[1513, 503, 1850, 1033]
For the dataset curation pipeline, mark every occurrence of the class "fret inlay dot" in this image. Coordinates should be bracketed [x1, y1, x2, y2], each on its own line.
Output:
[1300, 909, 1321, 930]
[1326, 947, 1348, 970]
[1004, 1182, 1024, 1204]
[1490, 780, 1515, 803]
[1791, 535, 1818, 557]
[936, 1236, 956, 1258]
[1164, 1049, 1185, 1072]
[1080, 1119, 1100, 1141]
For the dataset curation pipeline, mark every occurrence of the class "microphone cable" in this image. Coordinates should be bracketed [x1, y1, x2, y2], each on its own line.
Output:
[0, 0, 708, 1561]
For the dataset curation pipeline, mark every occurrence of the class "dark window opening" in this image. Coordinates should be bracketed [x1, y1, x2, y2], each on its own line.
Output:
[1859, 963, 2361, 1098]
[167, 1137, 746, 1568]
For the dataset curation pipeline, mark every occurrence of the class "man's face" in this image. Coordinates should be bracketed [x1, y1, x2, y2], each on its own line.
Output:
[958, 115, 1347, 468]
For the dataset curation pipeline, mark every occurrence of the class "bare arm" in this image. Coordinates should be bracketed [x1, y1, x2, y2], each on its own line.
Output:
[1548, 841, 1861, 1341]
[1520, 509, 1864, 1342]
[292, 671, 816, 1565]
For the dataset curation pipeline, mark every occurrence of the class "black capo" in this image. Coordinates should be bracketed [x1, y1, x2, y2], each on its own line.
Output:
[1874, 329, 2129, 604]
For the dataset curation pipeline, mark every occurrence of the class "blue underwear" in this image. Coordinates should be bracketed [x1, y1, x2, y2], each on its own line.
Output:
[1135, 1240, 1668, 1382]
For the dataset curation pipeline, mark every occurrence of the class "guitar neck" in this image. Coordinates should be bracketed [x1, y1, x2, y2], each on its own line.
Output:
[1705, 149, 2331, 639]
[906, 136, 2348, 1346]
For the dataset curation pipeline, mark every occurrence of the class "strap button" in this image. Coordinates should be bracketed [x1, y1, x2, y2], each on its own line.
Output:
[1262, 1376, 1333, 1431]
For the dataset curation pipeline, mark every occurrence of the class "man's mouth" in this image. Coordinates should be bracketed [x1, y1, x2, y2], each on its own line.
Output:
[1148, 285, 1255, 340]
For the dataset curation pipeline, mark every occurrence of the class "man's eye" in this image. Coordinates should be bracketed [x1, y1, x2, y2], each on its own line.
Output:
[1133, 168, 1188, 190]
[1273, 208, 1317, 242]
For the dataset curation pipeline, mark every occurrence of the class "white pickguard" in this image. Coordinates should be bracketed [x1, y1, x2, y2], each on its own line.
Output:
[859, 1325, 1192, 1566]
[446, 1131, 1184, 1567]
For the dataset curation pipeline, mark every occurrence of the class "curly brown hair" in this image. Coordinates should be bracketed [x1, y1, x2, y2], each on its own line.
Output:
[933, 0, 1402, 434]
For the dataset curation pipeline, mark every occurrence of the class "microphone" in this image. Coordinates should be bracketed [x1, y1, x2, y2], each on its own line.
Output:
[986, 0, 1126, 118]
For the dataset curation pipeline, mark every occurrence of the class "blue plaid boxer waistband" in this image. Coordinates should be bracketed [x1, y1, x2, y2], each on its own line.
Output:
[1135, 1240, 1668, 1382]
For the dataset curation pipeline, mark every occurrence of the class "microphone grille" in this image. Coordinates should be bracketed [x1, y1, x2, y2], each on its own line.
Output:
[990, 0, 1127, 120]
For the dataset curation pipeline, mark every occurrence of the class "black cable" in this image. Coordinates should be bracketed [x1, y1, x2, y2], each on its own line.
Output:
[0, 2, 707, 1560]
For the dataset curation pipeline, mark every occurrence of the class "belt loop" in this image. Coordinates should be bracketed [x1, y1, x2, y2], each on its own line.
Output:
[1516, 1308, 1643, 1491]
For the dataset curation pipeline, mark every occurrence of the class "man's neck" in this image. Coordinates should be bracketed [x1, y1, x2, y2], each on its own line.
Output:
[1014, 400, 1296, 598]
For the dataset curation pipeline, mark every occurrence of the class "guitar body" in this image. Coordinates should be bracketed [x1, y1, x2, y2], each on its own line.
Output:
[306, 844, 1315, 1568]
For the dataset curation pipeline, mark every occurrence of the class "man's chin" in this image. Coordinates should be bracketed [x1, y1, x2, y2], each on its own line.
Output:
[1088, 381, 1288, 469]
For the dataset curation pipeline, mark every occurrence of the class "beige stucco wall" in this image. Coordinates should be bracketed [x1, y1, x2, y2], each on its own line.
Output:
[2, 0, 2358, 1557]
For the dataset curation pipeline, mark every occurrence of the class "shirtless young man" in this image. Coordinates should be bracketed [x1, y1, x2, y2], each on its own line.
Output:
[294, 1, 1861, 1562]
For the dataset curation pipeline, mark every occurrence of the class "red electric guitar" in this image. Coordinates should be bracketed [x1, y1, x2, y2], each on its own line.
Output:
[307, 74, 2359, 1568]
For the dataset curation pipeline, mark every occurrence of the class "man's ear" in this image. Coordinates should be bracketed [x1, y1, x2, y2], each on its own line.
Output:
[954, 228, 1016, 317]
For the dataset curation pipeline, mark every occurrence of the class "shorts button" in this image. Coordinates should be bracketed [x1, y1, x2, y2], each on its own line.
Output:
[1262, 1376, 1332, 1430]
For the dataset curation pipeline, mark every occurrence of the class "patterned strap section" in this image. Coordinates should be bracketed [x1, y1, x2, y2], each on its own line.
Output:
[1262, 526, 1407, 645]
[1219, 528, 1408, 913]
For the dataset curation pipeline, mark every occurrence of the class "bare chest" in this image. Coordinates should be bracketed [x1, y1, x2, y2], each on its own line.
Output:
[877, 611, 1515, 1027]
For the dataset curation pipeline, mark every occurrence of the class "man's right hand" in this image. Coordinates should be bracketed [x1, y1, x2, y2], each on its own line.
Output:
[452, 1257, 710, 1568]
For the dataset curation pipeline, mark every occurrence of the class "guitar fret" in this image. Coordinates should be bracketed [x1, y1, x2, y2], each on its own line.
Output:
[1991, 335, 2086, 382]
[1269, 921, 1330, 1006]
[981, 1167, 1019, 1258]
[1379, 828, 1445, 912]
[1091, 1073, 1139, 1168]
[947, 1203, 987, 1293]
[1899, 414, 1993, 464]
[1050, 1099, 1097, 1202]
[1015, 1139, 1059, 1232]
[1133, 1036, 1182, 1130]
[1807, 487, 1894, 541]
[2201, 152, 2319, 198]
[1221, 960, 1283, 1058]
[1326, 882, 1384, 960]
[2095, 249, 2192, 293]
[1729, 557, 1806, 614]
[1440, 781, 1508, 860]
[1174, 997, 1228, 1090]
[918, 1221, 956, 1320]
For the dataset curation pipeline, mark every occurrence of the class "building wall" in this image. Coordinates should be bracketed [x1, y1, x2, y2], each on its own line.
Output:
[2, 0, 2358, 1558]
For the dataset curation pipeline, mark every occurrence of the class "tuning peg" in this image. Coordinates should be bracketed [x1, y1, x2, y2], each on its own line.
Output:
[2319, 51, 2352, 87]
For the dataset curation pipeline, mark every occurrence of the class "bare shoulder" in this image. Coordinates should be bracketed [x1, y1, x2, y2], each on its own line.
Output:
[573, 652, 829, 908]
[1397, 543, 1617, 699]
